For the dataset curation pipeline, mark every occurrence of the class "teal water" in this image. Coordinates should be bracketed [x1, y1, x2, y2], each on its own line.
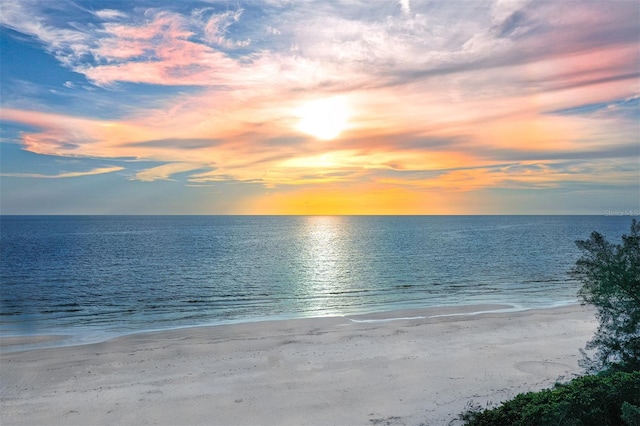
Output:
[0, 215, 635, 345]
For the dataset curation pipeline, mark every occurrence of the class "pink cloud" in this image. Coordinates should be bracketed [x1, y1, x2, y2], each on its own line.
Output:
[82, 11, 235, 86]
[1, 1, 637, 194]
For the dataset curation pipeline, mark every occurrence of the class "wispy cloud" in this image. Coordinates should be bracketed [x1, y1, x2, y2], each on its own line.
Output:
[133, 163, 209, 182]
[92, 9, 128, 21]
[1, 166, 123, 179]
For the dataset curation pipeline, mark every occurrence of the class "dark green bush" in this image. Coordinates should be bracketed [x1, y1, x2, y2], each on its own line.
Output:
[462, 371, 640, 426]
[621, 402, 640, 426]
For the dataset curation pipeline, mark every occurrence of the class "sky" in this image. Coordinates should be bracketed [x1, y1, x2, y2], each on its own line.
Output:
[1, 0, 639, 215]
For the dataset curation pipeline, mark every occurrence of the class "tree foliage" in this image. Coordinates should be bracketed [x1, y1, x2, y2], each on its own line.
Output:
[462, 371, 640, 426]
[570, 219, 640, 372]
[460, 221, 640, 426]
[621, 401, 640, 426]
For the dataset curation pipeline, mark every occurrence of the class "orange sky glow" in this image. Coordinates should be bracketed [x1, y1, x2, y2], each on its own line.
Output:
[1, 1, 638, 214]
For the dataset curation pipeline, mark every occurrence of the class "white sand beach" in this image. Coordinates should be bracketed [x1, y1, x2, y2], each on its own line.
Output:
[1, 304, 596, 426]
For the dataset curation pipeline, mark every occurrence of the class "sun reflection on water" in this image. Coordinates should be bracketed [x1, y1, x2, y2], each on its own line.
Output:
[298, 216, 352, 315]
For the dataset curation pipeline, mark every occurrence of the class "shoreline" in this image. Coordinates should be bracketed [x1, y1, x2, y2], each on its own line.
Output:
[0, 301, 578, 353]
[1, 304, 597, 425]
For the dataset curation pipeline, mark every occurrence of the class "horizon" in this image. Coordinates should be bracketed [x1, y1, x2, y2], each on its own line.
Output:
[2, 213, 638, 217]
[1, 0, 639, 215]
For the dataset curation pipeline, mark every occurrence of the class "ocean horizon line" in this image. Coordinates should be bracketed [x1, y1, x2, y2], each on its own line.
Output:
[1, 213, 631, 217]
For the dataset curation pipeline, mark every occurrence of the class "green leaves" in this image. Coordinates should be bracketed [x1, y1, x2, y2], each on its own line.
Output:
[621, 402, 640, 426]
[571, 219, 640, 373]
[463, 371, 640, 426]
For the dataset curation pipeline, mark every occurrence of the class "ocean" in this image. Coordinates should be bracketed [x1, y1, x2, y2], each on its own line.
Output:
[0, 215, 635, 348]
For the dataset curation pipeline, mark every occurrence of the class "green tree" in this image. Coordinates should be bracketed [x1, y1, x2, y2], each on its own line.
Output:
[570, 219, 640, 373]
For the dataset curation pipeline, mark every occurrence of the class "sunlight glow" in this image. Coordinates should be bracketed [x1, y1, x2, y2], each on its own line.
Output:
[299, 216, 350, 315]
[296, 97, 350, 140]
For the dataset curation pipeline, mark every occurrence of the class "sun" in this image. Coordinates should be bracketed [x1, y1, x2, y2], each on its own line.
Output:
[296, 97, 350, 140]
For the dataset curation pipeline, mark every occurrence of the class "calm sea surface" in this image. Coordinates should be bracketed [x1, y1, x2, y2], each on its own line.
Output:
[0, 215, 636, 346]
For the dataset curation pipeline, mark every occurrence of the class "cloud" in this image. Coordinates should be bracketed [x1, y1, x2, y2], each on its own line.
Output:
[94, 9, 128, 21]
[133, 163, 209, 182]
[1, 0, 638, 200]
[192, 8, 250, 48]
[548, 95, 640, 119]
[375, 158, 640, 192]
[1, 166, 123, 179]
[0, 1, 92, 68]
[3, 0, 637, 94]
[1, 4, 253, 87]
[399, 0, 410, 16]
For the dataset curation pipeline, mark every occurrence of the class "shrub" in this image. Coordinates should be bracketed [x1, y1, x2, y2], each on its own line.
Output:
[463, 371, 640, 426]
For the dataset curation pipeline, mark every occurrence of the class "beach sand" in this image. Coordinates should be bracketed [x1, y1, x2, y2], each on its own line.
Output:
[1, 304, 596, 426]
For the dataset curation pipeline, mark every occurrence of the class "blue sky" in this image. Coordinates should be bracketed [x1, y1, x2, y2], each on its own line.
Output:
[1, 0, 639, 214]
